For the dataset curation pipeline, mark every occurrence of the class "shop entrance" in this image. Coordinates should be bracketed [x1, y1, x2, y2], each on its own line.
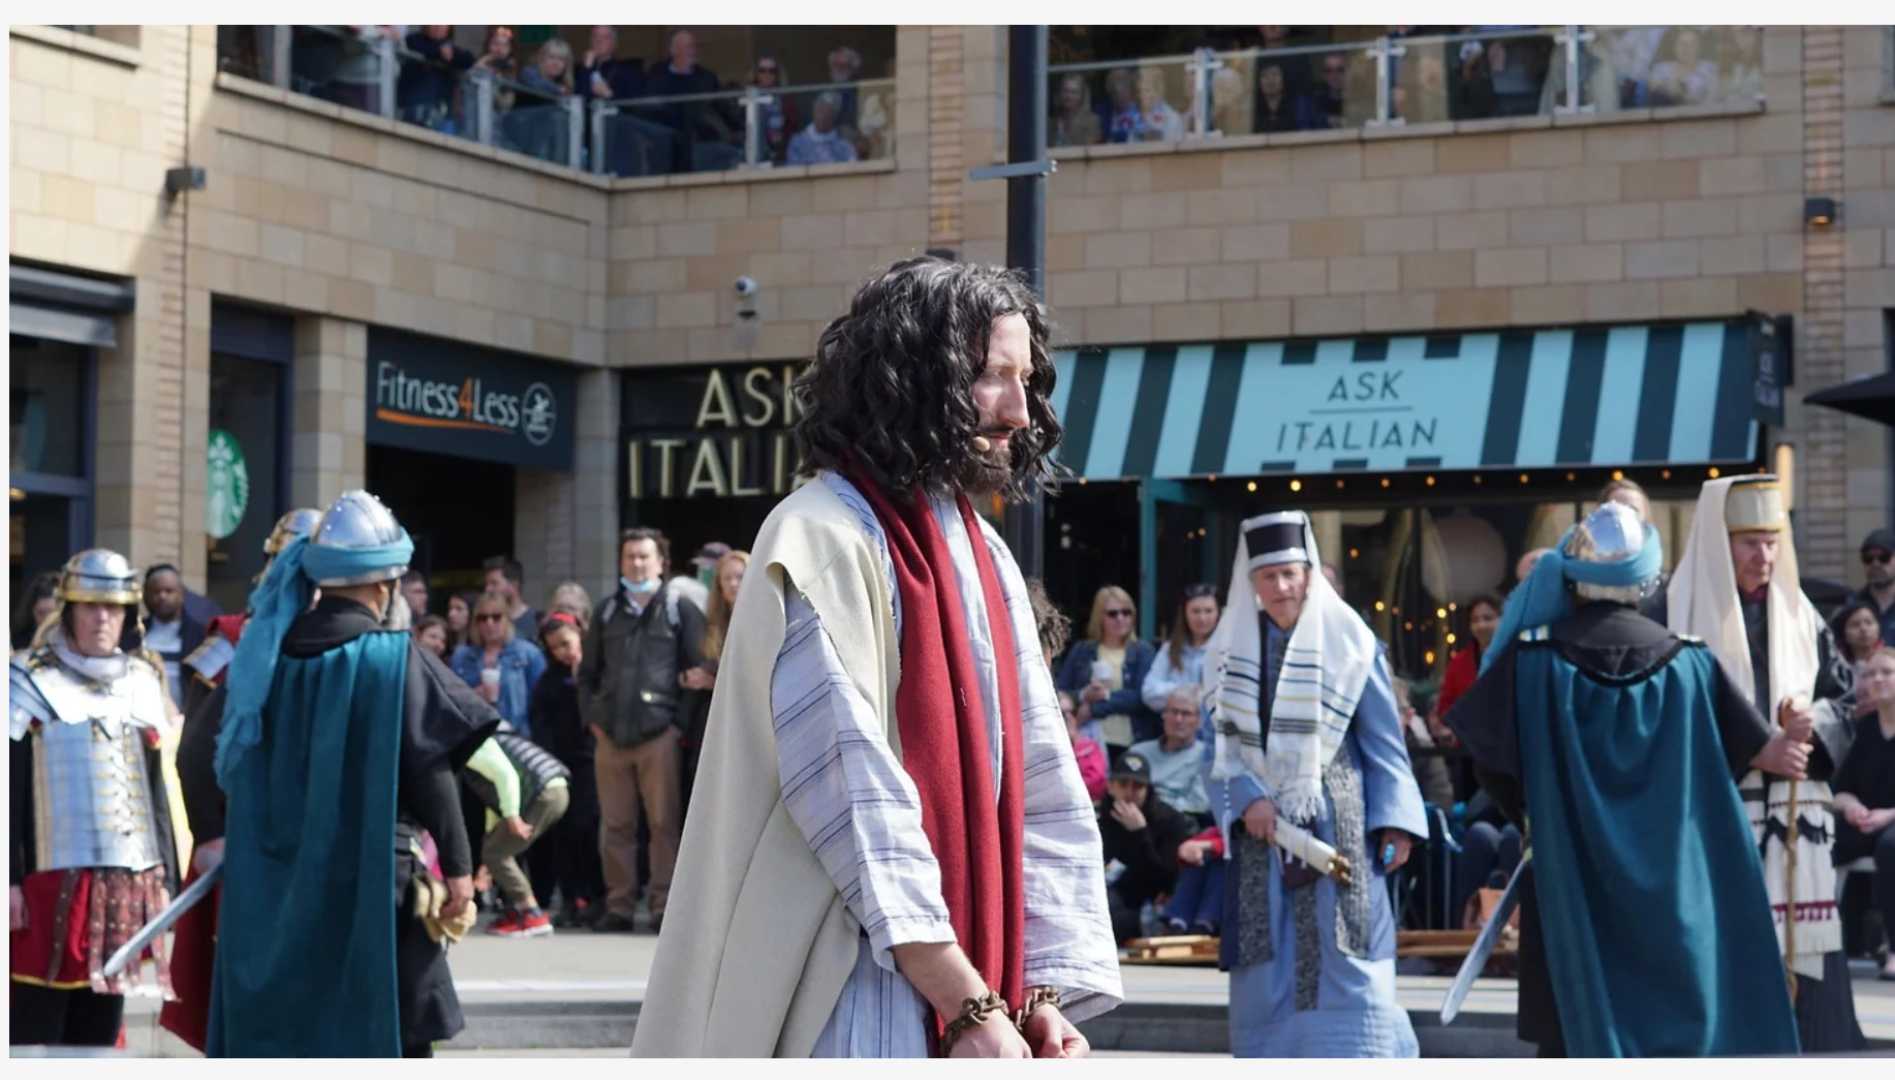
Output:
[367, 444, 515, 612]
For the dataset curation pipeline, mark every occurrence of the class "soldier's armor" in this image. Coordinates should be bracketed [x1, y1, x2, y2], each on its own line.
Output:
[11, 645, 169, 873]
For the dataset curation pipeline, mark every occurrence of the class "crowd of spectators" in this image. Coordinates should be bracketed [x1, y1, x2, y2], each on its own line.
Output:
[1049, 24, 1765, 147]
[229, 25, 894, 176]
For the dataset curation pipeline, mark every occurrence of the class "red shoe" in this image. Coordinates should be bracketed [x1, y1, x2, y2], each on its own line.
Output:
[488, 910, 527, 937]
[519, 909, 554, 938]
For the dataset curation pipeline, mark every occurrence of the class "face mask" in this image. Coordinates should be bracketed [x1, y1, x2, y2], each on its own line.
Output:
[622, 576, 659, 596]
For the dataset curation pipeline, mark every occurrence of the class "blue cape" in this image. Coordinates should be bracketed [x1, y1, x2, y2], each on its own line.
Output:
[1514, 640, 1799, 1057]
[209, 630, 409, 1057]
[1484, 523, 1665, 676]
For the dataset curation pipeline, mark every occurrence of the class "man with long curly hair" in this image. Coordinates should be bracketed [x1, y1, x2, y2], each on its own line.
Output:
[633, 257, 1121, 1058]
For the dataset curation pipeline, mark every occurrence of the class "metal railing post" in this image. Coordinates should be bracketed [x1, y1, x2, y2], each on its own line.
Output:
[374, 33, 398, 118]
[742, 85, 766, 167]
[564, 94, 584, 169]
[265, 25, 291, 87]
[591, 102, 609, 175]
[1371, 37, 1394, 126]
[1188, 47, 1218, 135]
[474, 71, 494, 146]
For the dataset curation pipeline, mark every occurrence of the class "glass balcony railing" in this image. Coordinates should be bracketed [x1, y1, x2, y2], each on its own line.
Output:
[216, 26, 897, 179]
[1047, 25, 1764, 145]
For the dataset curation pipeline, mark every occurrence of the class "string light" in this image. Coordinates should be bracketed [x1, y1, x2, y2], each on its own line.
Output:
[1425, 475, 1436, 487]
[1447, 602, 1457, 612]
[1708, 466, 1720, 478]
[1424, 649, 1436, 666]
[1661, 468, 1672, 480]
[1335, 478, 1345, 490]
[1611, 469, 1624, 481]
[1246, 480, 1257, 492]
[1446, 632, 1458, 645]
[1435, 608, 1447, 619]
[1565, 471, 1575, 481]
[1289, 479, 1302, 493]
[1519, 473, 1529, 484]
[1348, 547, 1360, 559]
[1374, 600, 1386, 612]
[1473, 475, 1483, 485]
[1380, 477, 1391, 489]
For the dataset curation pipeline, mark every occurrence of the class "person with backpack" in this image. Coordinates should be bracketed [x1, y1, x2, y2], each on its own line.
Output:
[579, 527, 708, 934]
[463, 723, 572, 938]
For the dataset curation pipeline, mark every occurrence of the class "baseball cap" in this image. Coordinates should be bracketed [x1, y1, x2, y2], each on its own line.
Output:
[1861, 528, 1895, 556]
[1111, 752, 1152, 785]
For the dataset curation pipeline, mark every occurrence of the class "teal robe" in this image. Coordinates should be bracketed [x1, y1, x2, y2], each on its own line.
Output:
[1514, 637, 1798, 1057]
[209, 631, 408, 1057]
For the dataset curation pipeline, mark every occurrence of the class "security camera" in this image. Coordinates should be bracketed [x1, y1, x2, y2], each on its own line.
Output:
[734, 276, 759, 297]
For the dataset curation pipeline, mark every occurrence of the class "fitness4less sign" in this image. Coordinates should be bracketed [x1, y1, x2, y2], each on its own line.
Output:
[366, 328, 575, 469]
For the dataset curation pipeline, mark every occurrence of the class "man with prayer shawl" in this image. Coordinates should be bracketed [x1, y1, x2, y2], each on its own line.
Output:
[631, 257, 1121, 1058]
[1201, 510, 1427, 1057]
[1652, 475, 1866, 1052]
[1447, 501, 1804, 1057]
[205, 490, 499, 1057]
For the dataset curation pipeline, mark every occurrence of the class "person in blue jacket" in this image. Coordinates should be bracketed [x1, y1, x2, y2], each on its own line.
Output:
[1056, 584, 1158, 756]
[451, 592, 548, 739]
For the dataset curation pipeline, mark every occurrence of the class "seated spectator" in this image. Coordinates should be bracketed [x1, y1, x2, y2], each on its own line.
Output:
[752, 54, 800, 164]
[1062, 690, 1109, 804]
[825, 46, 864, 132]
[1133, 64, 1185, 142]
[1606, 26, 1667, 107]
[578, 24, 678, 177]
[518, 36, 574, 99]
[413, 614, 451, 661]
[1101, 66, 1142, 143]
[1190, 64, 1249, 136]
[1456, 816, 1523, 930]
[1161, 825, 1226, 935]
[1127, 687, 1211, 822]
[1720, 28, 1762, 102]
[1836, 598, 1888, 717]
[452, 593, 549, 737]
[1143, 584, 1220, 716]
[787, 91, 858, 166]
[463, 724, 572, 937]
[1539, 33, 1621, 114]
[1056, 585, 1159, 756]
[1051, 73, 1104, 146]
[1252, 61, 1301, 133]
[1831, 650, 1895, 981]
[1098, 752, 1196, 944]
[1646, 27, 1718, 107]
[329, 25, 400, 113]
[1396, 676, 1454, 810]
[1255, 25, 1312, 97]
[527, 613, 606, 928]
[647, 29, 741, 172]
[1300, 51, 1351, 129]
[397, 25, 475, 133]
[577, 23, 643, 102]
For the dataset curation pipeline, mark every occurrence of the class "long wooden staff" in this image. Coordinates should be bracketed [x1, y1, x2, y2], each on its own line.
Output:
[1781, 693, 1809, 1004]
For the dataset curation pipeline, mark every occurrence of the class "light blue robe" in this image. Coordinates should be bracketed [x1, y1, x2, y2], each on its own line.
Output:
[1204, 620, 1427, 1058]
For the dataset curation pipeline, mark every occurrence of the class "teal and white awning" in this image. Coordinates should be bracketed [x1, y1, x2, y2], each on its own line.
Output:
[1049, 319, 1762, 481]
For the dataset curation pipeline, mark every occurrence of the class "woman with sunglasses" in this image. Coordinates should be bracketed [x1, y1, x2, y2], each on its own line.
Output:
[1056, 585, 1159, 757]
[751, 55, 798, 165]
[451, 592, 548, 739]
[1141, 584, 1221, 718]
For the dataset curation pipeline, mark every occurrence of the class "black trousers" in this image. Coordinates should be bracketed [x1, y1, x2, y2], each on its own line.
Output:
[10, 984, 124, 1047]
[527, 772, 605, 910]
[1874, 825, 1895, 952]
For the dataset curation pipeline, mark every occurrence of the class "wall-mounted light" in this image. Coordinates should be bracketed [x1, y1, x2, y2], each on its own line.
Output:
[164, 166, 206, 198]
[1804, 197, 1838, 228]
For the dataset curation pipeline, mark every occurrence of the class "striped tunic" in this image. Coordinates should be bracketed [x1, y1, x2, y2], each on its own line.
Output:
[776, 475, 1121, 1057]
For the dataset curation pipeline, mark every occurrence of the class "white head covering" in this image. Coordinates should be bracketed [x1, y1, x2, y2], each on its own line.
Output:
[1665, 475, 1816, 716]
[1205, 510, 1378, 824]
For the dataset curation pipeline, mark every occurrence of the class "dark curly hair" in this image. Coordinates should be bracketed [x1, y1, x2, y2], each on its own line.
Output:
[792, 256, 1063, 503]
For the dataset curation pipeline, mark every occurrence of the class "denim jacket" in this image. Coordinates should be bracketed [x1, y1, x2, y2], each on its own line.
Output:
[450, 638, 548, 739]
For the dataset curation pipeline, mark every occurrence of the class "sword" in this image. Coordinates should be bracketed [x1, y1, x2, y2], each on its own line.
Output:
[1439, 854, 1527, 1025]
[100, 863, 221, 979]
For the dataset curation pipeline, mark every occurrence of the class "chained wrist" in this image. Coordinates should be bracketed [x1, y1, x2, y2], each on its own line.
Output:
[1014, 986, 1061, 1031]
[938, 990, 1009, 1056]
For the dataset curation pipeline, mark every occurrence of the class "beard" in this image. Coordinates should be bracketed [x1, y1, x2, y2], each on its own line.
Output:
[953, 437, 1015, 496]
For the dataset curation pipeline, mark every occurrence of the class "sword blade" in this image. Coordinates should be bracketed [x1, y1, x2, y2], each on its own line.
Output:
[101, 862, 222, 979]
[1439, 855, 1527, 1025]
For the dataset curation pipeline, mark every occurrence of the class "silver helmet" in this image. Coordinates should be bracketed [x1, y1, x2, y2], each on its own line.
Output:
[308, 490, 409, 586]
[1569, 501, 1647, 565]
[57, 548, 141, 606]
[264, 507, 325, 556]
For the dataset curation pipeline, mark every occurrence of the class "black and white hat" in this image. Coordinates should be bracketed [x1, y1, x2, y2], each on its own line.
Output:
[1242, 511, 1312, 571]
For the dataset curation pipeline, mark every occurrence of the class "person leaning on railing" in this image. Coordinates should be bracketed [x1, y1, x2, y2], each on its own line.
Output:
[470, 25, 519, 114]
[1050, 73, 1103, 147]
[646, 29, 740, 173]
[397, 26, 476, 134]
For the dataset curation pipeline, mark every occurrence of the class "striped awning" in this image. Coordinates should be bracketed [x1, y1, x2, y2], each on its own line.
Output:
[1050, 319, 1761, 481]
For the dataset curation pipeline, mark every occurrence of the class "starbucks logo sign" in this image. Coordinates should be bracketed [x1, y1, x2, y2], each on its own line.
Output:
[206, 429, 250, 541]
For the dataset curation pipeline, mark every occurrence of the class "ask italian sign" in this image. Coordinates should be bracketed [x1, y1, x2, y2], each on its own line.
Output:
[366, 328, 575, 470]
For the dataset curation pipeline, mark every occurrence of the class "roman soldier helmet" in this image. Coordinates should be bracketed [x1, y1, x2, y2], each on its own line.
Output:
[57, 548, 142, 606]
[307, 490, 410, 586]
[264, 507, 324, 557]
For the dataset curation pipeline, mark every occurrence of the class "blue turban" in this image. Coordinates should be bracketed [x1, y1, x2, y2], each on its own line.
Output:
[1482, 522, 1665, 676]
[214, 529, 415, 788]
